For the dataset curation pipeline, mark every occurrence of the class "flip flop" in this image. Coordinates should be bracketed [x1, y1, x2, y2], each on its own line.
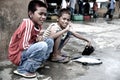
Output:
[13, 70, 36, 78]
[51, 56, 70, 63]
[61, 54, 70, 57]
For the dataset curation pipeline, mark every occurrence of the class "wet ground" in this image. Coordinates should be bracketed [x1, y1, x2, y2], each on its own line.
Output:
[0, 18, 120, 80]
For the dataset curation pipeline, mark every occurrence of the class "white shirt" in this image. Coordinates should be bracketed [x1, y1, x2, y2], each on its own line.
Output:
[109, 0, 115, 9]
[69, 0, 76, 9]
[61, 0, 67, 9]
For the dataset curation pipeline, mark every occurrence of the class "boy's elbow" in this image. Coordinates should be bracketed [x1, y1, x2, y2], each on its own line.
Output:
[49, 35, 55, 39]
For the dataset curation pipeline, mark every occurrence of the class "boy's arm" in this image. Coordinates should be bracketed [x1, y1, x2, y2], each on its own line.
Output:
[50, 25, 70, 39]
[22, 20, 33, 49]
[36, 29, 45, 42]
[70, 31, 91, 46]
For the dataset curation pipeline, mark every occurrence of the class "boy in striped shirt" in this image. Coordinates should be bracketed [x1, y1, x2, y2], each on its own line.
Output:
[42, 8, 91, 63]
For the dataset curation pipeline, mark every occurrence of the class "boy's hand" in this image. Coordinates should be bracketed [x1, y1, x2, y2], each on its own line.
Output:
[64, 24, 70, 32]
[39, 30, 45, 35]
[86, 41, 91, 47]
[69, 22, 74, 32]
[68, 21, 72, 28]
[36, 36, 43, 42]
[65, 22, 72, 31]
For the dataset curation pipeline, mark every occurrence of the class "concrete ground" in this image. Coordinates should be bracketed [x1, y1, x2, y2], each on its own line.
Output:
[0, 18, 120, 80]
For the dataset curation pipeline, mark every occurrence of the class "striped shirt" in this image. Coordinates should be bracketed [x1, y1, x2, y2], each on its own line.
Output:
[43, 23, 62, 39]
[42, 23, 69, 40]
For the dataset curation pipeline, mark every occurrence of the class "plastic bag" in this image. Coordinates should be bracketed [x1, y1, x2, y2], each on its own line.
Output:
[82, 45, 94, 55]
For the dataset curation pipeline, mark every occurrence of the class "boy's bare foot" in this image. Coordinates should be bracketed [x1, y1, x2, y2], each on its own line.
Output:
[51, 55, 70, 63]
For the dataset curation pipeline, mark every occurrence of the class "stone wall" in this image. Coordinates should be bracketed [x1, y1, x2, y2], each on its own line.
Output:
[0, 0, 31, 61]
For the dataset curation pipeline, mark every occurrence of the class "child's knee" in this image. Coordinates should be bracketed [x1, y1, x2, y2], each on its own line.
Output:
[37, 42, 48, 50]
[48, 38, 54, 44]
[45, 38, 54, 46]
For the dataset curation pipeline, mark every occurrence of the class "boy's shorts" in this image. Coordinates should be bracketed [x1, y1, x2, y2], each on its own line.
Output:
[58, 31, 72, 49]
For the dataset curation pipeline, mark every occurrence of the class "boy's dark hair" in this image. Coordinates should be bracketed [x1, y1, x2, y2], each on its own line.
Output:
[58, 8, 71, 18]
[28, 0, 47, 13]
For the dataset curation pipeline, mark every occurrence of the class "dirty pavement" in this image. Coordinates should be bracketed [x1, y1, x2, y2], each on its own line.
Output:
[0, 18, 120, 80]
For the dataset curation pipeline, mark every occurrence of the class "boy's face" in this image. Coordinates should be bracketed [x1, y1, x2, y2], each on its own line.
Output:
[58, 13, 70, 29]
[30, 6, 47, 26]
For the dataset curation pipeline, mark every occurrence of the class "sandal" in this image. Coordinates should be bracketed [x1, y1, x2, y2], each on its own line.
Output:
[61, 54, 70, 57]
[13, 70, 36, 78]
[51, 56, 70, 63]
